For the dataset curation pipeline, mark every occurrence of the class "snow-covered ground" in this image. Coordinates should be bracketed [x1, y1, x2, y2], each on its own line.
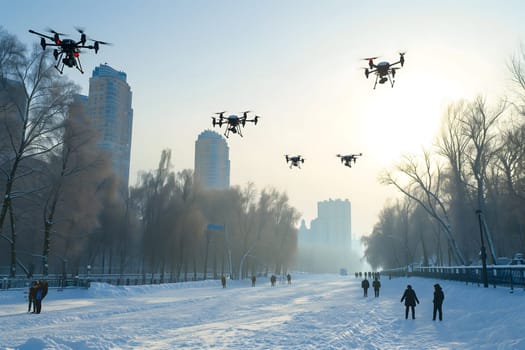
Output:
[1, 273, 524, 350]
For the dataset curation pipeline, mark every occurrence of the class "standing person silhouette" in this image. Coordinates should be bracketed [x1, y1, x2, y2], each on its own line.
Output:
[433, 284, 445, 321]
[28, 281, 37, 313]
[372, 277, 381, 297]
[400, 285, 419, 319]
[361, 277, 370, 297]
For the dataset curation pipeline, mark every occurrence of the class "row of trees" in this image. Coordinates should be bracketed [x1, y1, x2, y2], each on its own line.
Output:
[0, 28, 299, 279]
[127, 150, 300, 280]
[363, 49, 525, 270]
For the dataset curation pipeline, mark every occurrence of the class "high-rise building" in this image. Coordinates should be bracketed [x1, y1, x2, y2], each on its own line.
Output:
[85, 64, 133, 190]
[194, 130, 230, 189]
[296, 199, 354, 273]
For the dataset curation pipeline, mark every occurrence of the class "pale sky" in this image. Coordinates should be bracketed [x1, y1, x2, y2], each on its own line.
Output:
[3, 0, 525, 236]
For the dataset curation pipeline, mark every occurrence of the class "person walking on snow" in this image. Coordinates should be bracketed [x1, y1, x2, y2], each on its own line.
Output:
[372, 277, 381, 297]
[433, 283, 445, 321]
[400, 284, 419, 319]
[361, 277, 370, 297]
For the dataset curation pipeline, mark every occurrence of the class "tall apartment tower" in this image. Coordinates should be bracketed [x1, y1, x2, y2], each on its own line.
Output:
[194, 130, 230, 189]
[86, 64, 133, 190]
[296, 199, 353, 273]
[314, 199, 352, 246]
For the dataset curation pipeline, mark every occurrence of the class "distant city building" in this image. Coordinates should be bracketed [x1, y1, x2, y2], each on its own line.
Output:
[297, 199, 354, 273]
[85, 64, 133, 190]
[194, 130, 230, 189]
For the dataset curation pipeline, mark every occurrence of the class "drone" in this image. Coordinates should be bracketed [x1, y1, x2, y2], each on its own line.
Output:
[29, 28, 110, 74]
[211, 111, 260, 138]
[285, 155, 305, 169]
[363, 52, 405, 89]
[337, 153, 362, 168]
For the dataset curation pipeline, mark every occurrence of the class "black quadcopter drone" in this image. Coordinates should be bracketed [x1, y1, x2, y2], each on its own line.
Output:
[211, 111, 260, 138]
[29, 28, 110, 74]
[336, 153, 362, 168]
[285, 155, 305, 169]
[363, 52, 405, 89]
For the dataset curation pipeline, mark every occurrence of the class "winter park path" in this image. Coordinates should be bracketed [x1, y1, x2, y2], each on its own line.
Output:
[1, 274, 524, 349]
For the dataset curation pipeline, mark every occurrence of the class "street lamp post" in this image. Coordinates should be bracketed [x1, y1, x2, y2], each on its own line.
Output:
[476, 210, 489, 288]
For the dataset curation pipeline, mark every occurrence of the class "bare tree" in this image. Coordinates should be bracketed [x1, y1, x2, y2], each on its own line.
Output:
[380, 151, 466, 265]
[0, 31, 78, 276]
[461, 96, 507, 264]
[436, 101, 477, 254]
[509, 44, 525, 116]
[40, 98, 110, 275]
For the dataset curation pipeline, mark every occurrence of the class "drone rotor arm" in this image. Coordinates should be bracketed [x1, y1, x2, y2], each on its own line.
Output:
[389, 61, 402, 68]
[29, 29, 56, 41]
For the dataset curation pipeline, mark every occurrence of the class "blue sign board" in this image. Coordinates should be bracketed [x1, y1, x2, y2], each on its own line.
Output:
[207, 224, 225, 231]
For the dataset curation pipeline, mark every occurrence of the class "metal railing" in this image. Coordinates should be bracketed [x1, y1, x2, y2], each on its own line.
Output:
[382, 265, 525, 292]
[0, 272, 220, 291]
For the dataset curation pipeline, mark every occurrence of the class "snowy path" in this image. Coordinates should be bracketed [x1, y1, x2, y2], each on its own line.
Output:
[1, 274, 524, 349]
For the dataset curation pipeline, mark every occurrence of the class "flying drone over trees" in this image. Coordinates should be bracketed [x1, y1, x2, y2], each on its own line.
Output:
[336, 153, 363, 168]
[29, 28, 111, 74]
[363, 52, 406, 89]
[211, 111, 260, 138]
[285, 155, 305, 169]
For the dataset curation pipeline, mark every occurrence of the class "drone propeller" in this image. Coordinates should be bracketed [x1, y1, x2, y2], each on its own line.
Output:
[88, 39, 111, 54]
[75, 27, 88, 45]
[399, 52, 406, 66]
[46, 28, 67, 36]
[91, 39, 111, 45]
[362, 56, 379, 69]
[46, 28, 67, 42]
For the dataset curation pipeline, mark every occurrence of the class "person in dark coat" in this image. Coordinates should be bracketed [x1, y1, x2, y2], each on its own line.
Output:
[361, 278, 370, 297]
[400, 284, 419, 319]
[286, 273, 292, 285]
[372, 277, 381, 297]
[270, 275, 276, 286]
[433, 283, 445, 321]
[28, 281, 37, 313]
[251, 275, 256, 287]
[221, 275, 226, 288]
[34, 281, 44, 314]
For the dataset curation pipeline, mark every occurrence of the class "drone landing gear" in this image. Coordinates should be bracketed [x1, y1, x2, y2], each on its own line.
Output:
[388, 74, 394, 88]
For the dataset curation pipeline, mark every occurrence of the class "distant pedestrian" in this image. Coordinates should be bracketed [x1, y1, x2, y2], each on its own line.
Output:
[432, 283, 444, 321]
[28, 281, 37, 313]
[221, 275, 226, 288]
[372, 277, 381, 297]
[400, 284, 419, 319]
[361, 278, 370, 297]
[251, 275, 256, 287]
[270, 275, 276, 287]
[287, 273, 292, 285]
[34, 281, 44, 314]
